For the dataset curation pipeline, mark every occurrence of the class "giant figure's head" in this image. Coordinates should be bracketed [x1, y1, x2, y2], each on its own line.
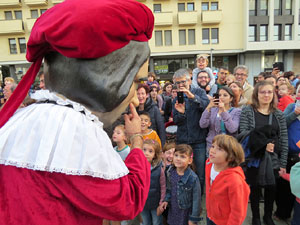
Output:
[0, 0, 154, 128]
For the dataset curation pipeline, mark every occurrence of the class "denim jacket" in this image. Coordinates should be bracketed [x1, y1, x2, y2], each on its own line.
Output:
[164, 166, 202, 223]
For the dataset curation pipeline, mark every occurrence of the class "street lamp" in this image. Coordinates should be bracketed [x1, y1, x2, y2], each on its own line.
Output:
[210, 48, 214, 69]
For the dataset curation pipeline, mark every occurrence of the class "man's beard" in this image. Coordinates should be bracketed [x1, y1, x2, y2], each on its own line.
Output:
[198, 82, 208, 90]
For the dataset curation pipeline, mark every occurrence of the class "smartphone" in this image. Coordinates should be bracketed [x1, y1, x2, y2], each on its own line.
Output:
[213, 93, 219, 100]
[273, 62, 284, 72]
[213, 93, 219, 105]
[177, 91, 184, 104]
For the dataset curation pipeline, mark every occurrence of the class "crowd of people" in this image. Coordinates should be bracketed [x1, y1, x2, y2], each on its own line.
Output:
[1, 55, 300, 225]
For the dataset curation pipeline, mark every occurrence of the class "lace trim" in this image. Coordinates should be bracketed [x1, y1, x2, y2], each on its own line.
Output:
[31, 90, 101, 125]
[0, 159, 128, 180]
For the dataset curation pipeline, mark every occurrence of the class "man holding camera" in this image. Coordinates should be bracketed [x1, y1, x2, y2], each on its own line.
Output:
[172, 68, 209, 191]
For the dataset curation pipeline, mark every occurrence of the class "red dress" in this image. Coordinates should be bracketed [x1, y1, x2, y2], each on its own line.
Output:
[0, 148, 150, 225]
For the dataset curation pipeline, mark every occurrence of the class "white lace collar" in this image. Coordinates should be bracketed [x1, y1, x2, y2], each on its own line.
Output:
[0, 90, 129, 180]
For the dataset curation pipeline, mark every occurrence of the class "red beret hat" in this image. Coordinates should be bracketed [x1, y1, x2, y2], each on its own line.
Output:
[0, 0, 154, 128]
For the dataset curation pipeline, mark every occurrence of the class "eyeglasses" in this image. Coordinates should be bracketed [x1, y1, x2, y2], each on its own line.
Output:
[234, 73, 247, 77]
[175, 80, 187, 85]
[259, 91, 273, 95]
[197, 76, 208, 80]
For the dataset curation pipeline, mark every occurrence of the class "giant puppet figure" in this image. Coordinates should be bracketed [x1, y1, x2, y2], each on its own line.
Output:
[0, 0, 154, 224]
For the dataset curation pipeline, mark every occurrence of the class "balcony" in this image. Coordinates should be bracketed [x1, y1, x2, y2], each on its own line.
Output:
[202, 10, 222, 24]
[0, 20, 24, 35]
[154, 12, 173, 26]
[26, 18, 37, 32]
[0, 0, 21, 8]
[178, 11, 198, 25]
[52, 0, 63, 3]
[24, 0, 48, 6]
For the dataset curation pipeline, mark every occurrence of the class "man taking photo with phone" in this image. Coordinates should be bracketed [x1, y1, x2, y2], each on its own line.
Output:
[172, 68, 209, 192]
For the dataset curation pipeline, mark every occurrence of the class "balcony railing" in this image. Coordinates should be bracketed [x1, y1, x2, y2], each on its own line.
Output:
[52, 0, 64, 3]
[202, 10, 222, 24]
[178, 11, 198, 25]
[0, 20, 24, 35]
[24, 0, 48, 6]
[0, 0, 21, 8]
[154, 12, 173, 26]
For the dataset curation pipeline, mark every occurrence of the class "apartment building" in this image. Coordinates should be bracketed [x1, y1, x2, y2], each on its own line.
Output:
[139, 0, 300, 83]
[0, 0, 62, 82]
[138, 0, 245, 80]
[1, 0, 300, 84]
[245, 0, 300, 80]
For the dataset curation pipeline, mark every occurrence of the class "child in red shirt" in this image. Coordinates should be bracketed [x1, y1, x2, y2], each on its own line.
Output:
[206, 134, 250, 225]
[278, 83, 295, 111]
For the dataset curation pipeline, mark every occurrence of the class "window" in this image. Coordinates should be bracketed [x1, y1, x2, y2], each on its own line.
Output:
[179, 30, 186, 45]
[188, 29, 195, 45]
[5, 11, 13, 20]
[284, 24, 292, 40]
[178, 3, 185, 12]
[153, 4, 161, 13]
[260, 25, 268, 41]
[202, 28, 209, 44]
[260, 0, 268, 16]
[285, 0, 292, 15]
[187, 3, 195, 11]
[211, 2, 219, 11]
[14, 11, 22, 20]
[155, 30, 172, 46]
[31, 10, 39, 19]
[202, 2, 209, 11]
[274, 0, 282, 15]
[40, 9, 47, 15]
[298, 24, 300, 40]
[179, 2, 194, 12]
[18, 38, 26, 53]
[154, 58, 195, 74]
[179, 29, 195, 45]
[155, 31, 163, 46]
[9, 38, 17, 54]
[249, 25, 256, 42]
[211, 28, 219, 43]
[164, 30, 172, 46]
[274, 24, 281, 40]
[249, 0, 256, 16]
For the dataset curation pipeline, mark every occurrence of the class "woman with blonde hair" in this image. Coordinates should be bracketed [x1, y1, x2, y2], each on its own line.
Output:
[229, 81, 249, 108]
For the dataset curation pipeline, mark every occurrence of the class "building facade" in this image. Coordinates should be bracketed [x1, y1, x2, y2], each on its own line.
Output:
[139, 0, 300, 84]
[138, 0, 245, 81]
[245, 0, 300, 83]
[0, 0, 62, 82]
[1, 0, 300, 85]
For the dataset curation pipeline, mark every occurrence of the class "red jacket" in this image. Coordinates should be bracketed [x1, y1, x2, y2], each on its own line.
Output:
[0, 148, 150, 225]
[278, 95, 294, 112]
[205, 159, 250, 225]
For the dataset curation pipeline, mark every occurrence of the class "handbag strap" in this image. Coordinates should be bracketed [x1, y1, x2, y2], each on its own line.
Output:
[268, 113, 273, 125]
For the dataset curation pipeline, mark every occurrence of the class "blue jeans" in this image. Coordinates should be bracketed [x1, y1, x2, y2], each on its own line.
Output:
[291, 200, 300, 225]
[190, 142, 206, 192]
[141, 209, 162, 225]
